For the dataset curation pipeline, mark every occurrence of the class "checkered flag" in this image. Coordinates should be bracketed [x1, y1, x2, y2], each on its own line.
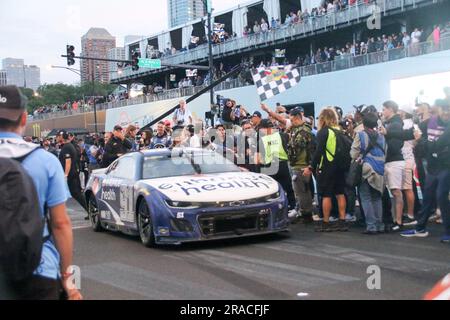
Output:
[251, 65, 301, 101]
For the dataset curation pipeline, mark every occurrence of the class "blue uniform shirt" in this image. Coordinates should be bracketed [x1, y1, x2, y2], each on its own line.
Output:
[0, 132, 71, 280]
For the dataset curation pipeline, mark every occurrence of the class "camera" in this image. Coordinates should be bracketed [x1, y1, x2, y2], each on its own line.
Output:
[339, 120, 351, 130]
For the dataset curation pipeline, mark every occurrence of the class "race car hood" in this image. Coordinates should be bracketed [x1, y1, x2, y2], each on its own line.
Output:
[141, 172, 279, 202]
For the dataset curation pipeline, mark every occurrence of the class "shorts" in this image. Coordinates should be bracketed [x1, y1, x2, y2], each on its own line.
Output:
[402, 159, 415, 190]
[385, 161, 406, 190]
[317, 166, 346, 197]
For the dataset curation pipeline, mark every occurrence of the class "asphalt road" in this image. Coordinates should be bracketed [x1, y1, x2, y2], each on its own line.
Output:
[67, 199, 450, 300]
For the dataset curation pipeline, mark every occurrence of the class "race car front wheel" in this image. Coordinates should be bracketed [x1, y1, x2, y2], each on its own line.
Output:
[137, 200, 156, 247]
[88, 196, 103, 232]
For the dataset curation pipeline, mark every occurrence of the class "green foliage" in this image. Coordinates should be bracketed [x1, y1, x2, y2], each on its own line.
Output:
[25, 82, 118, 112]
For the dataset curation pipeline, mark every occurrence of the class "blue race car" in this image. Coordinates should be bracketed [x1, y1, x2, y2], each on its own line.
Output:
[84, 148, 289, 247]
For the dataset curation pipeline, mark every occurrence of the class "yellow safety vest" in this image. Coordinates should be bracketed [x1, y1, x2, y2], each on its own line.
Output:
[262, 132, 288, 164]
[319, 127, 338, 169]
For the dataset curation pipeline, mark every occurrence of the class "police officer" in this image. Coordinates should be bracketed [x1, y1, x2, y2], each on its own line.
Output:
[102, 125, 132, 168]
[256, 119, 296, 214]
[57, 130, 88, 217]
[287, 108, 315, 223]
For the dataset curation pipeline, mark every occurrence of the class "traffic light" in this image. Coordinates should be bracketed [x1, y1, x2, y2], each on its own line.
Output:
[66, 45, 75, 66]
[131, 51, 140, 71]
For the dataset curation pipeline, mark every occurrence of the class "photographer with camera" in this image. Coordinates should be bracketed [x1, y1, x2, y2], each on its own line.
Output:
[172, 99, 192, 127]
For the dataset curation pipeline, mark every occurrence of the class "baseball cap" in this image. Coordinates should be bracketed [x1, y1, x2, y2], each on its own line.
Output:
[252, 111, 262, 118]
[57, 130, 69, 140]
[399, 104, 415, 116]
[164, 119, 171, 126]
[259, 119, 274, 128]
[290, 107, 304, 116]
[113, 125, 123, 131]
[0, 86, 28, 121]
[360, 105, 378, 115]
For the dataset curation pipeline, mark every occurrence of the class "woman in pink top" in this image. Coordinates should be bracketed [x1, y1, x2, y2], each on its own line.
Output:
[433, 25, 441, 49]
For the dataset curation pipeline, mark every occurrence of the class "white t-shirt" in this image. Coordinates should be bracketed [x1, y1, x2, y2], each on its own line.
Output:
[402, 118, 416, 162]
[174, 108, 192, 125]
[189, 135, 202, 148]
[411, 31, 421, 43]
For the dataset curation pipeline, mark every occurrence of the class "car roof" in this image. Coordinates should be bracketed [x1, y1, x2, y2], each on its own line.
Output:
[139, 147, 214, 157]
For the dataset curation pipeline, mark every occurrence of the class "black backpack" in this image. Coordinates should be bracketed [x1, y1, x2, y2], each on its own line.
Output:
[0, 147, 49, 282]
[327, 128, 352, 171]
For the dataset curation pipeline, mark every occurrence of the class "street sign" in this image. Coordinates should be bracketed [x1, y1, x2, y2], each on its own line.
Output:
[138, 59, 161, 69]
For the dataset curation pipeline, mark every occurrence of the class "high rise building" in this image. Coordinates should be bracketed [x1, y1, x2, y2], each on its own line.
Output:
[0, 70, 7, 86]
[24, 65, 41, 91]
[107, 47, 125, 74]
[80, 28, 116, 83]
[168, 0, 206, 28]
[1, 58, 41, 91]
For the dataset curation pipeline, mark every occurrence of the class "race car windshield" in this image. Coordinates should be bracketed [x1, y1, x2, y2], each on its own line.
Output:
[143, 153, 240, 179]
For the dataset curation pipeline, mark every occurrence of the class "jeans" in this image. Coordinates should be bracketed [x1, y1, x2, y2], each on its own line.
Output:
[416, 169, 450, 235]
[345, 186, 356, 216]
[359, 181, 384, 232]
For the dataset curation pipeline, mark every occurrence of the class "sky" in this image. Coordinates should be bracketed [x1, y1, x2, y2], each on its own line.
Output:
[0, 0, 248, 85]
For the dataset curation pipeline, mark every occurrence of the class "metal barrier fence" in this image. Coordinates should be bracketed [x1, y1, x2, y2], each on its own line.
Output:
[31, 31, 448, 121]
[112, 0, 433, 80]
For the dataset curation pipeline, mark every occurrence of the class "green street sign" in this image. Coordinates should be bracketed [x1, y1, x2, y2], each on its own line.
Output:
[138, 59, 161, 69]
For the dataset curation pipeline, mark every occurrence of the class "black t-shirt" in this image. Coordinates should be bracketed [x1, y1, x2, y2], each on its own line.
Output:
[59, 143, 79, 178]
[222, 106, 233, 122]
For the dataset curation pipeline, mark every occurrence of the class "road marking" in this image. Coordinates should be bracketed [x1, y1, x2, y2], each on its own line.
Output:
[82, 262, 249, 299]
[73, 225, 91, 230]
[253, 241, 450, 273]
[175, 249, 359, 292]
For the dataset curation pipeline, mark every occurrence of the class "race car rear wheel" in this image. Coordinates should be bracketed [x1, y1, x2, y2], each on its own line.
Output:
[137, 200, 155, 247]
[88, 195, 103, 232]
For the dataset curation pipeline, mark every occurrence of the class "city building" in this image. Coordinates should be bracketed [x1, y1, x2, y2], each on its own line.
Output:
[2, 58, 41, 91]
[24, 65, 41, 91]
[168, 0, 206, 28]
[80, 27, 116, 83]
[0, 70, 7, 86]
[108, 47, 125, 75]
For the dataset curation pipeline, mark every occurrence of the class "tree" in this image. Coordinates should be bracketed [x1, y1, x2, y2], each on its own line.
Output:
[26, 82, 118, 113]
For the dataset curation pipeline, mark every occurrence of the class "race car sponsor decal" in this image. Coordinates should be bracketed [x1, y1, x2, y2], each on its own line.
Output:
[142, 172, 279, 202]
[100, 210, 112, 220]
[101, 189, 117, 201]
[98, 199, 125, 226]
[119, 186, 135, 223]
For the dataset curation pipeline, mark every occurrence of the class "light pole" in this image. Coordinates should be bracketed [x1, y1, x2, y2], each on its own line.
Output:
[202, 0, 214, 107]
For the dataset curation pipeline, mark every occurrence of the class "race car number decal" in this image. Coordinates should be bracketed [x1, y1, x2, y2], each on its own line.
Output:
[120, 186, 135, 223]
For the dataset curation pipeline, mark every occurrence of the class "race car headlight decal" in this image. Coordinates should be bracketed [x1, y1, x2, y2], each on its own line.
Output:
[170, 218, 194, 232]
[158, 227, 170, 236]
[263, 191, 281, 202]
[165, 200, 201, 209]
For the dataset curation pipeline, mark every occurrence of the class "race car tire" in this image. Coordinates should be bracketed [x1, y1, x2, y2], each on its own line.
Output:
[88, 195, 103, 232]
[137, 200, 156, 247]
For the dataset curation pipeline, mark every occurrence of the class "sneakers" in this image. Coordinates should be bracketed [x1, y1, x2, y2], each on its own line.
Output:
[315, 221, 333, 232]
[400, 229, 429, 238]
[440, 235, 450, 243]
[391, 223, 403, 232]
[403, 216, 418, 226]
[336, 220, 349, 232]
[329, 216, 339, 223]
[288, 209, 299, 219]
[345, 214, 357, 222]
[312, 214, 323, 222]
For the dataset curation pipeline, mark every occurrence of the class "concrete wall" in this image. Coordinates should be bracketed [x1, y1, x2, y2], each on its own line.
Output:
[25, 111, 106, 137]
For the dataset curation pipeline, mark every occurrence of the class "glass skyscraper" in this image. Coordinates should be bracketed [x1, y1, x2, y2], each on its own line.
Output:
[168, 0, 206, 28]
